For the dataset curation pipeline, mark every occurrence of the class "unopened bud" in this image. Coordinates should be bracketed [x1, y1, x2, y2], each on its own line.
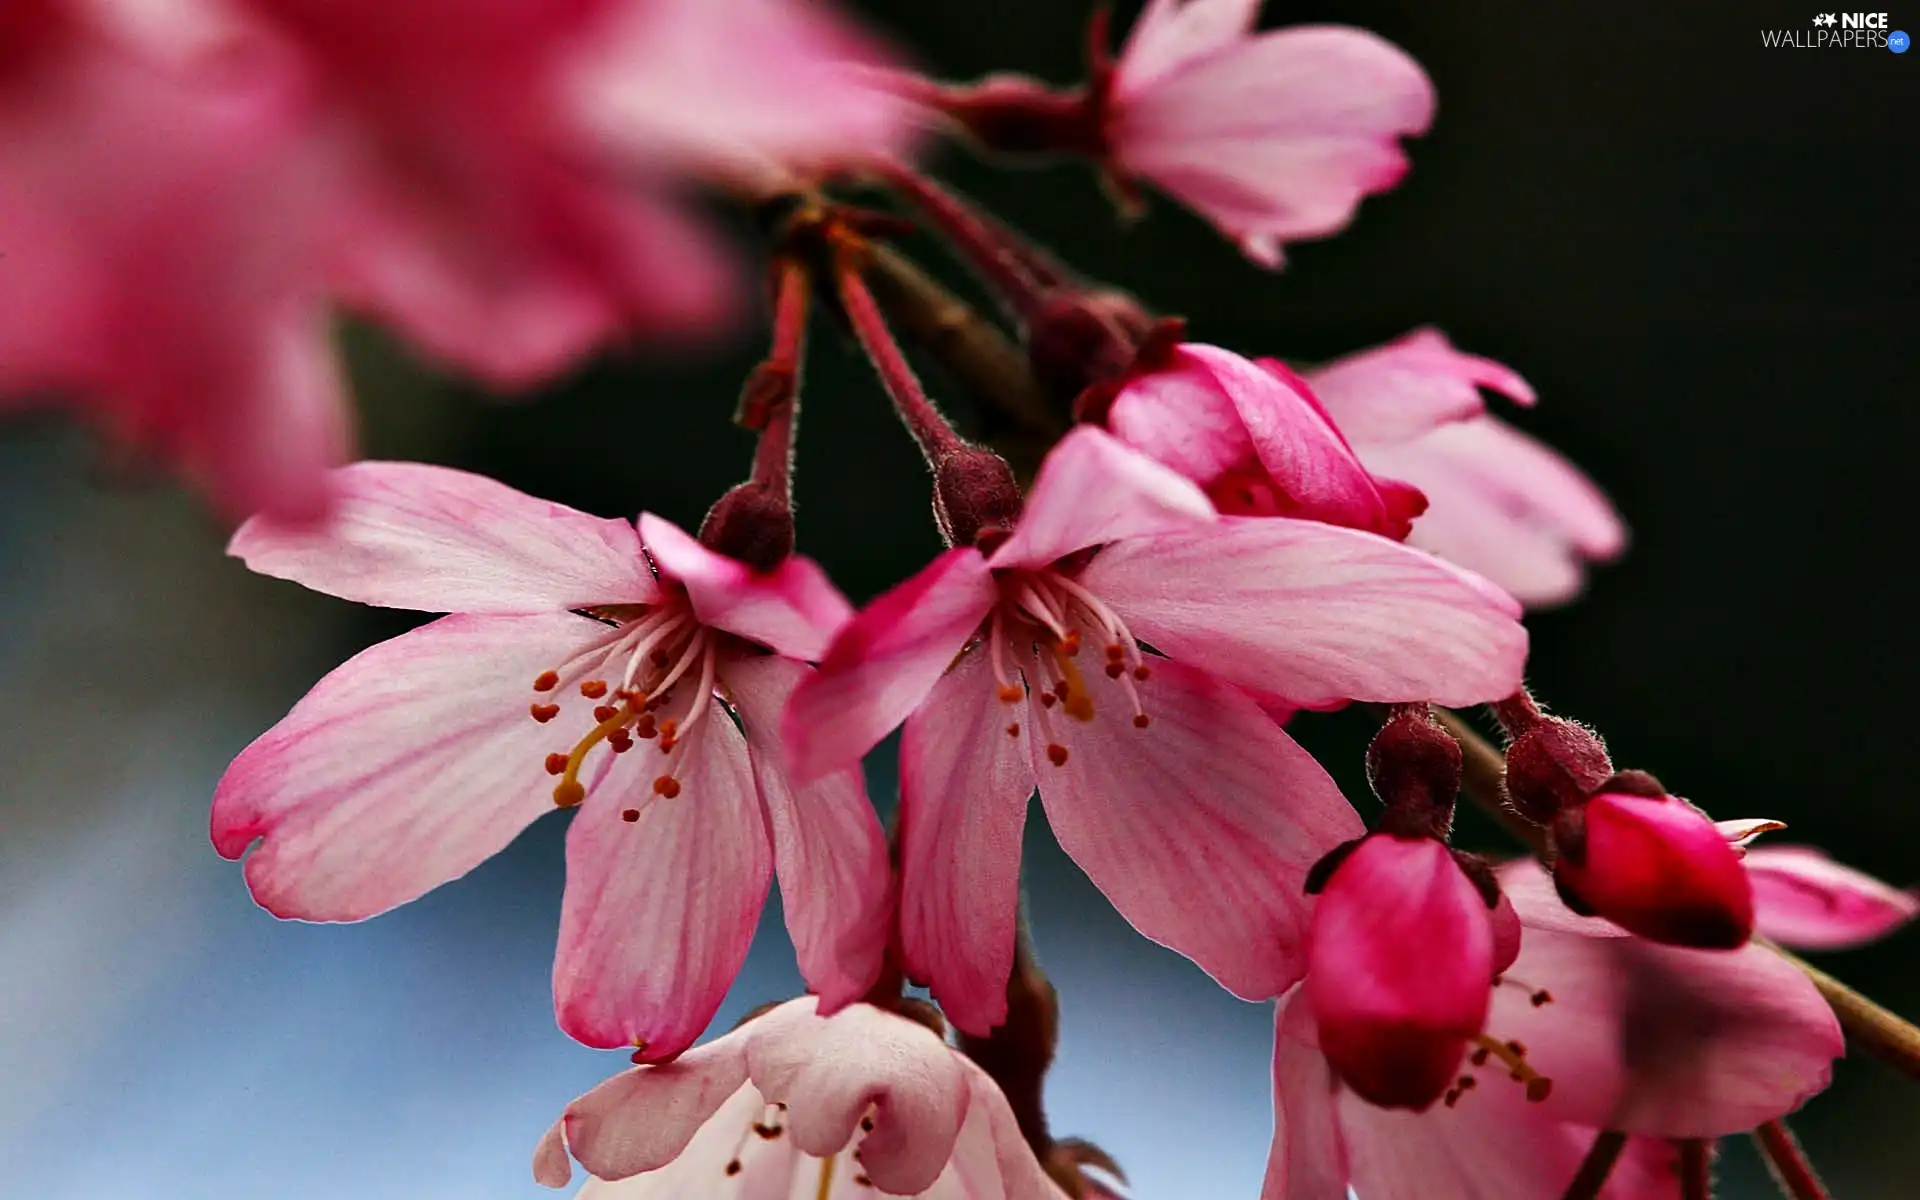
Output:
[1025, 287, 1154, 409]
[1551, 791, 1754, 949]
[697, 482, 793, 573]
[1503, 717, 1612, 825]
[933, 445, 1023, 550]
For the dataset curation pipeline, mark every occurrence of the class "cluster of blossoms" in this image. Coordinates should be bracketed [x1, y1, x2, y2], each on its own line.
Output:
[8, 1, 1915, 1197]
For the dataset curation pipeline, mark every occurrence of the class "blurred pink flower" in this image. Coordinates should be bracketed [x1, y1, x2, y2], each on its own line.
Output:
[535, 996, 1065, 1199]
[1745, 845, 1919, 950]
[1310, 328, 1627, 608]
[1107, 344, 1426, 538]
[212, 463, 886, 1061]
[1106, 0, 1435, 265]
[784, 428, 1527, 1035]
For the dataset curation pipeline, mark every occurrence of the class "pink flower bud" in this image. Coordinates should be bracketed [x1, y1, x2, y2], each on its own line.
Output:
[1306, 835, 1495, 1111]
[1553, 792, 1755, 949]
[1502, 716, 1613, 825]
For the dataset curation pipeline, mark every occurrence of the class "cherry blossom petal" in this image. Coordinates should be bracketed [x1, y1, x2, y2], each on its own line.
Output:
[987, 426, 1215, 571]
[746, 999, 971, 1195]
[1306, 835, 1492, 1111]
[1306, 328, 1533, 447]
[1081, 518, 1526, 709]
[231, 462, 657, 612]
[1260, 989, 1352, 1200]
[1745, 846, 1919, 950]
[560, 1031, 753, 1181]
[1118, 0, 1264, 93]
[784, 547, 997, 781]
[211, 611, 605, 919]
[951, 1062, 1070, 1200]
[898, 647, 1037, 1036]
[639, 512, 852, 660]
[1497, 859, 1631, 939]
[1029, 656, 1362, 1000]
[1107, 354, 1251, 487]
[532, 1120, 572, 1187]
[555, 694, 773, 1057]
[724, 655, 889, 1011]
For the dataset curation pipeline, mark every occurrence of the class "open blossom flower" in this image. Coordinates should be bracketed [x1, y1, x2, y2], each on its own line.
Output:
[0, 0, 346, 522]
[211, 463, 887, 1060]
[1106, 344, 1425, 539]
[1746, 844, 1919, 950]
[784, 428, 1527, 1035]
[1264, 860, 1843, 1198]
[535, 997, 1066, 1199]
[1309, 329, 1627, 608]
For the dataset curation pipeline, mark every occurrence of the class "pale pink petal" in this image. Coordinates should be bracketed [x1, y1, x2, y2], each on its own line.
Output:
[555, 693, 773, 1057]
[1306, 328, 1532, 447]
[1260, 989, 1351, 1200]
[560, 1031, 752, 1181]
[1028, 655, 1362, 1000]
[211, 612, 604, 920]
[950, 1062, 1069, 1200]
[1080, 518, 1526, 709]
[230, 462, 657, 612]
[746, 999, 971, 1195]
[1117, 0, 1264, 94]
[724, 655, 890, 1011]
[1106, 354, 1252, 488]
[987, 426, 1215, 570]
[897, 646, 1037, 1036]
[783, 548, 997, 782]
[1746, 846, 1920, 950]
[532, 1120, 571, 1187]
[1306, 835, 1492, 1111]
[576, 1078, 788, 1195]
[639, 512, 852, 661]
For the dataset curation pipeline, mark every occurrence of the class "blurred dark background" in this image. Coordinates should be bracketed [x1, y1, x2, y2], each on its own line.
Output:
[3, 1, 1915, 1195]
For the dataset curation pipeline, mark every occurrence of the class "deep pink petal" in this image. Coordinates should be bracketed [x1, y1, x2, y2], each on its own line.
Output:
[1106, 352, 1253, 488]
[724, 655, 890, 1011]
[745, 999, 971, 1195]
[1307, 328, 1533, 447]
[897, 646, 1037, 1037]
[1259, 989, 1351, 1200]
[1746, 846, 1919, 950]
[639, 512, 852, 660]
[1306, 835, 1493, 1111]
[559, 1029, 752, 1180]
[783, 547, 996, 782]
[211, 612, 604, 919]
[1081, 518, 1526, 709]
[555, 693, 773, 1057]
[1557, 793, 1755, 950]
[1028, 655, 1362, 1000]
[231, 462, 657, 612]
[987, 426, 1215, 570]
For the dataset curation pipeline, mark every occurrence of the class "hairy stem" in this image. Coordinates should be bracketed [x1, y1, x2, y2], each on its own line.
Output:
[1752, 1120, 1832, 1200]
[1677, 1138, 1714, 1200]
[834, 248, 969, 464]
[873, 162, 1054, 321]
[1560, 1129, 1628, 1200]
[746, 258, 809, 498]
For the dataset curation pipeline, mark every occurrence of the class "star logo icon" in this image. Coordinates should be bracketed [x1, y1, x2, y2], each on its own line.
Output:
[1813, 12, 1837, 26]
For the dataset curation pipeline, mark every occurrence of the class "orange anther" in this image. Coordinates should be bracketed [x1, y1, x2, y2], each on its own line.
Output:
[1525, 1078, 1553, 1103]
[1046, 743, 1070, 766]
[530, 703, 560, 723]
[544, 753, 568, 776]
[1133, 665, 1151, 681]
[1133, 713, 1151, 728]
[580, 680, 608, 699]
[1105, 663, 1125, 679]
[653, 775, 682, 798]
[1059, 629, 1081, 655]
[622, 808, 641, 823]
[996, 684, 1024, 703]
[1006, 723, 1021, 738]
[553, 780, 586, 808]
[1039, 693, 1057, 709]
[533, 670, 560, 692]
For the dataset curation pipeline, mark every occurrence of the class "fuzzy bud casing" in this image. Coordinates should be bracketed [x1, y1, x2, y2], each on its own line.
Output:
[1503, 717, 1613, 825]
[697, 482, 793, 573]
[933, 445, 1023, 550]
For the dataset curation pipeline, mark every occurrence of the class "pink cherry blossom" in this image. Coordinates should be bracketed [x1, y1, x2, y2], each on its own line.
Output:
[1745, 845, 1919, 950]
[535, 997, 1066, 1199]
[1309, 328, 1627, 608]
[784, 428, 1527, 1035]
[1106, 0, 1436, 265]
[1554, 790, 1755, 950]
[0, 0, 346, 522]
[1105, 345, 1425, 538]
[211, 462, 887, 1060]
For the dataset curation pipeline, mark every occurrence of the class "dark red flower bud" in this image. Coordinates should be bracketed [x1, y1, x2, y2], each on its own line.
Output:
[922, 74, 1100, 158]
[1551, 791, 1754, 949]
[1503, 716, 1613, 825]
[933, 445, 1023, 550]
[1366, 706, 1463, 838]
[696, 481, 792, 573]
[1024, 287, 1153, 410]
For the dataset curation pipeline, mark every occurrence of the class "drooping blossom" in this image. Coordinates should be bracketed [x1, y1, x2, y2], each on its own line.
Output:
[1263, 860, 1843, 1198]
[1746, 844, 1919, 950]
[534, 996, 1066, 1199]
[1309, 328, 1627, 608]
[784, 427, 1528, 1035]
[0, 0, 346, 522]
[1105, 345, 1425, 538]
[211, 463, 887, 1060]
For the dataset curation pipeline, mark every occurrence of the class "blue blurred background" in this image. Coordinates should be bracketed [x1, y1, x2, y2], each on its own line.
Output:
[4, 2, 1917, 1196]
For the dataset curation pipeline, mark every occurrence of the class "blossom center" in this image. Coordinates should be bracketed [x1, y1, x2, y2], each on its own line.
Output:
[987, 566, 1152, 727]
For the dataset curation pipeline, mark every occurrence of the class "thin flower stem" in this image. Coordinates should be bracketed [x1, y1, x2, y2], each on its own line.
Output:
[1561, 1129, 1628, 1200]
[1753, 1120, 1832, 1200]
[1678, 1138, 1714, 1200]
[874, 162, 1054, 320]
[745, 257, 809, 499]
[834, 247, 969, 465]
[1436, 706, 1920, 1082]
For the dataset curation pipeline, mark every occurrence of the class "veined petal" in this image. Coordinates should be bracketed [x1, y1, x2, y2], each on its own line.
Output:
[211, 611, 605, 920]
[1260, 989, 1351, 1200]
[1746, 846, 1919, 950]
[555, 693, 773, 1058]
[987, 427, 1215, 571]
[571, 1080, 797, 1196]
[897, 646, 1037, 1037]
[1117, 0, 1264, 95]
[1306, 328, 1532, 447]
[783, 547, 996, 782]
[559, 1031, 752, 1181]
[951, 1062, 1069, 1200]
[1029, 655, 1362, 1000]
[230, 461, 657, 612]
[1082, 519, 1526, 709]
[746, 999, 971, 1196]
[1107, 353, 1252, 487]
[724, 655, 890, 1011]
[639, 512, 852, 661]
